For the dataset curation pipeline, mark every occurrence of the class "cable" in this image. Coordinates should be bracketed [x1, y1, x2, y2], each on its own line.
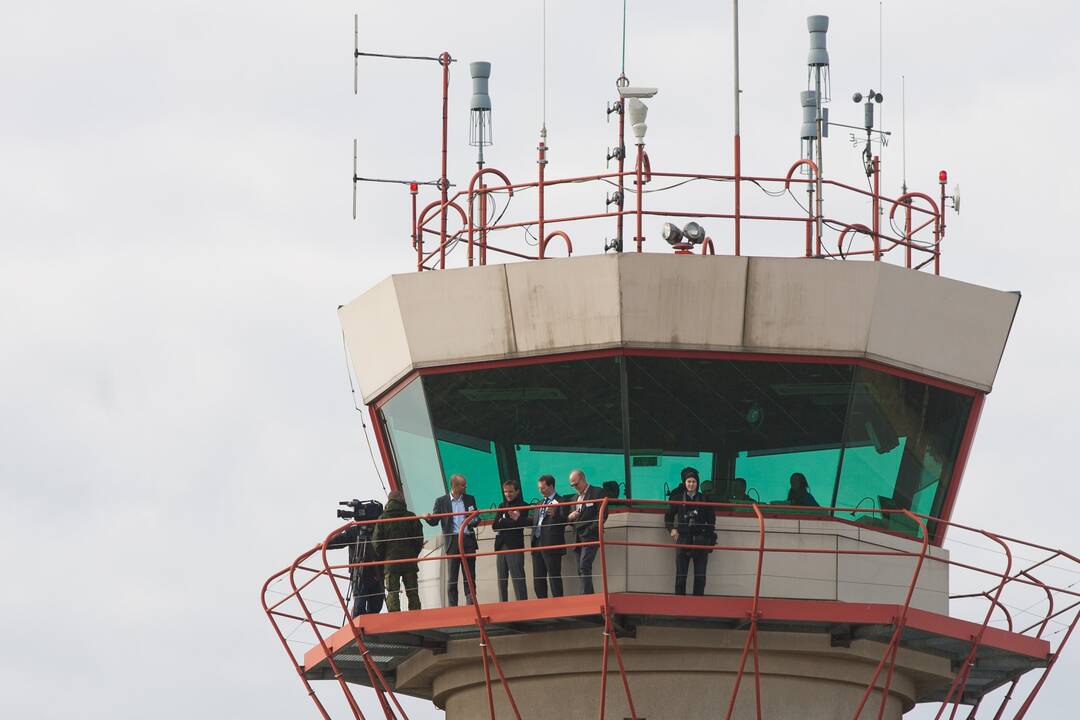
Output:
[340, 329, 388, 494]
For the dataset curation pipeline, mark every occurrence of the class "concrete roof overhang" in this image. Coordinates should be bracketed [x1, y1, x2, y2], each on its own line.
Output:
[339, 255, 1020, 403]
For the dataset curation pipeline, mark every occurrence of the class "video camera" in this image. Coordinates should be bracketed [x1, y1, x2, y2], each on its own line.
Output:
[337, 498, 384, 522]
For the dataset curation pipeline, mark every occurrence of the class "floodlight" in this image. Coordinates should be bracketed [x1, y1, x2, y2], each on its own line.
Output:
[682, 221, 706, 244]
[661, 222, 683, 246]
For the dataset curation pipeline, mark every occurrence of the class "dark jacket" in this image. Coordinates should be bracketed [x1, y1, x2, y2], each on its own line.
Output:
[665, 487, 717, 543]
[491, 494, 531, 551]
[787, 488, 819, 507]
[425, 492, 480, 552]
[531, 493, 568, 555]
[569, 485, 608, 541]
[371, 497, 424, 575]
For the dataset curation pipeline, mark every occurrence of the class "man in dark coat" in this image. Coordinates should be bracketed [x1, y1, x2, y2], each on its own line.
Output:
[530, 474, 568, 598]
[491, 480, 531, 601]
[424, 474, 480, 606]
[566, 469, 607, 595]
[372, 491, 424, 612]
[664, 467, 717, 596]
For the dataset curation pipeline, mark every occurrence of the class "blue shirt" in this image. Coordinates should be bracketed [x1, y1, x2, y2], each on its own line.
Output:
[450, 494, 466, 534]
[533, 493, 556, 539]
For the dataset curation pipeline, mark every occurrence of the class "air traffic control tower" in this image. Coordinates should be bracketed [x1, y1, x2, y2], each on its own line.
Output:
[262, 12, 1080, 720]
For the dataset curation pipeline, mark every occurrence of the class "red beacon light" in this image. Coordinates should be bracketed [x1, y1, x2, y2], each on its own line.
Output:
[939, 169, 948, 183]
[409, 182, 419, 193]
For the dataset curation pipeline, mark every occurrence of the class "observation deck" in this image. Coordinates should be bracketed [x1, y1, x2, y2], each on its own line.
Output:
[262, 251, 1080, 719]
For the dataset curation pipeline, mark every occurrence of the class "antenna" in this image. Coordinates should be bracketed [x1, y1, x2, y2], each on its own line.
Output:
[901, 75, 907, 194]
[349, 18, 456, 244]
[353, 138, 358, 219]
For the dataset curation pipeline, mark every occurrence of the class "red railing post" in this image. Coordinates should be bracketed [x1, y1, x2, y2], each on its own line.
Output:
[438, 52, 451, 270]
[634, 144, 645, 251]
[872, 156, 881, 262]
[538, 129, 547, 251]
[457, 509, 523, 720]
[724, 502, 765, 720]
[933, 530, 1013, 719]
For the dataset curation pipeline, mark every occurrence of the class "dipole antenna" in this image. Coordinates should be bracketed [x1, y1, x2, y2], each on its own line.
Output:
[351, 14, 456, 265]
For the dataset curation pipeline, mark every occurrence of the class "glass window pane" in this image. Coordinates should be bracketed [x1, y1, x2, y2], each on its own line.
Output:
[626, 357, 853, 509]
[435, 435, 501, 509]
[378, 378, 444, 536]
[422, 358, 624, 505]
[833, 368, 973, 537]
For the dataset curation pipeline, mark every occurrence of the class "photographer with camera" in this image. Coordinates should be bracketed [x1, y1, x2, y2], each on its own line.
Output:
[327, 498, 385, 617]
[664, 467, 717, 596]
[371, 491, 424, 612]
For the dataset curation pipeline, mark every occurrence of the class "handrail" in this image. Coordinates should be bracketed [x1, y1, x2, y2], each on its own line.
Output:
[263, 498, 1080, 720]
[407, 156, 946, 274]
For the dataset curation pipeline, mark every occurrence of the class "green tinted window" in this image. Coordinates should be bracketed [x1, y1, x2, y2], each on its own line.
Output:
[378, 379, 444, 536]
[382, 356, 974, 541]
[421, 358, 624, 508]
[626, 356, 850, 507]
[516, 446, 625, 501]
[832, 368, 972, 537]
[436, 435, 501, 510]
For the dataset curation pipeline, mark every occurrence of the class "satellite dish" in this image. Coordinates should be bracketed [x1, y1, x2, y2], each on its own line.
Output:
[952, 184, 961, 214]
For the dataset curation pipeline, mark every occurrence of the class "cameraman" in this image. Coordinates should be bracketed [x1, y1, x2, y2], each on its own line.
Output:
[664, 467, 716, 596]
[326, 500, 385, 617]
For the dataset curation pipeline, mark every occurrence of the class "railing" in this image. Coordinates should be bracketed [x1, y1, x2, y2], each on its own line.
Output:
[409, 155, 946, 275]
[262, 499, 1080, 720]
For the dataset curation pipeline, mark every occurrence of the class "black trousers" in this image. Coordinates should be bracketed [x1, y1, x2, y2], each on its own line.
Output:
[575, 544, 598, 594]
[446, 536, 477, 606]
[496, 548, 528, 601]
[531, 549, 563, 598]
[675, 546, 709, 596]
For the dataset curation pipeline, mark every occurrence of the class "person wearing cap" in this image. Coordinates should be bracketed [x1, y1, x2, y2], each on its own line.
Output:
[371, 490, 424, 612]
[664, 466, 717, 596]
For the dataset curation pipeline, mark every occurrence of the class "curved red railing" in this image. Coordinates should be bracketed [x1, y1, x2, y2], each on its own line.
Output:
[262, 499, 1080, 720]
[404, 151, 946, 275]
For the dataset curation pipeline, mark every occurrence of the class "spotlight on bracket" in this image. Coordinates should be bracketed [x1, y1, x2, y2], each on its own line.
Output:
[661, 221, 707, 254]
[682, 221, 707, 244]
[661, 222, 684, 246]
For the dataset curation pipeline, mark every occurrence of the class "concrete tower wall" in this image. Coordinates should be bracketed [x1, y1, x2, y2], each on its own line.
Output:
[340, 255, 1019, 402]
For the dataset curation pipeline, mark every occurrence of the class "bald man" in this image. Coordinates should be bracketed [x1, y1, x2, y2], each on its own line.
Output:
[426, 474, 480, 606]
[567, 469, 607, 594]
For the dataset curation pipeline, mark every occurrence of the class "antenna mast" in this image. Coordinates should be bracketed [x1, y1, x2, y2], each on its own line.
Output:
[733, 0, 742, 255]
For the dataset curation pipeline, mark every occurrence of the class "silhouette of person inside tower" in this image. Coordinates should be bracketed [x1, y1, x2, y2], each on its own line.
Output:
[787, 472, 819, 507]
[729, 477, 755, 504]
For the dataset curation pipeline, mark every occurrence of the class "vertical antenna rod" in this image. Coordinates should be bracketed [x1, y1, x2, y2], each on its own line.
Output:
[733, 0, 742, 255]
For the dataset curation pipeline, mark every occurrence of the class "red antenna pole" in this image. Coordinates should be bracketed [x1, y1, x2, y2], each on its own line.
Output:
[733, 0, 742, 255]
[439, 52, 452, 269]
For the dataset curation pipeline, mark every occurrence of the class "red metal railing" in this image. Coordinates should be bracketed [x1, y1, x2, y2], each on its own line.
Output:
[263, 500, 1080, 719]
[406, 148, 946, 276]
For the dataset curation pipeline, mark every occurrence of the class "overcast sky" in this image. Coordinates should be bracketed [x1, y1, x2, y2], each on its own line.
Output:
[3, 1, 1079, 718]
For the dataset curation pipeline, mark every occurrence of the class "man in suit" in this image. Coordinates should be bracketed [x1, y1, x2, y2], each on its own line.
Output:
[425, 474, 480, 606]
[567, 469, 607, 594]
[530, 474, 567, 598]
[491, 480, 531, 601]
